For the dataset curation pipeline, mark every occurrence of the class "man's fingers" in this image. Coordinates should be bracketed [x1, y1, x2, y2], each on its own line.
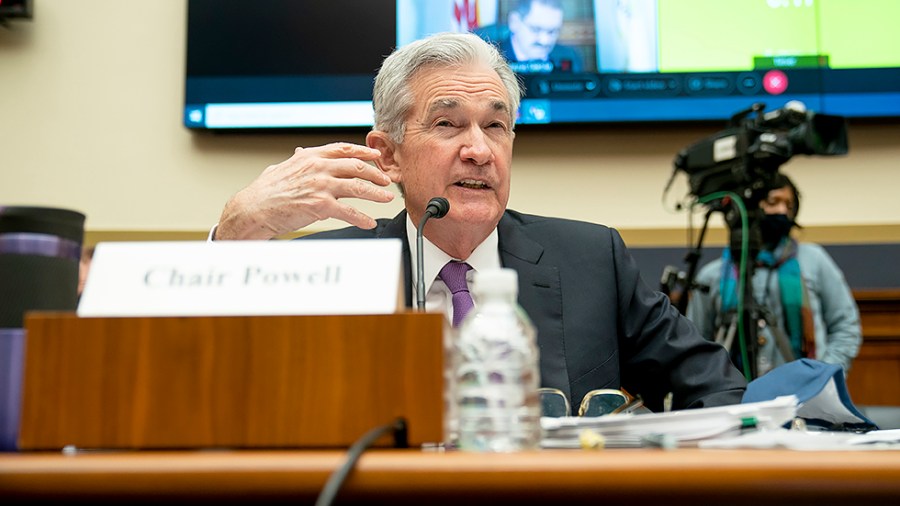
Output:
[311, 142, 382, 161]
[294, 144, 391, 187]
[253, 143, 392, 231]
[330, 177, 396, 203]
[336, 159, 392, 187]
[331, 202, 378, 230]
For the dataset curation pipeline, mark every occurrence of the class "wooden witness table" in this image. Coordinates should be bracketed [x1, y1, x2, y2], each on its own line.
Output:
[849, 289, 900, 405]
[2, 449, 900, 505]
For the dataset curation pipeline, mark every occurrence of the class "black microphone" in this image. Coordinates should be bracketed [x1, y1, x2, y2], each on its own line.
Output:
[416, 197, 450, 310]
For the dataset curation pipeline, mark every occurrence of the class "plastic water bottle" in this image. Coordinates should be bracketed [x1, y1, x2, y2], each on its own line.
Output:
[452, 268, 541, 452]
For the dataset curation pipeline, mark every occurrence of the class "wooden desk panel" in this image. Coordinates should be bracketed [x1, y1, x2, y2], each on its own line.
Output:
[1, 449, 899, 505]
[19, 313, 444, 450]
[849, 290, 900, 405]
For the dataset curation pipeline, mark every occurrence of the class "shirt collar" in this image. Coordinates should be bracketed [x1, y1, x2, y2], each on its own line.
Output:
[405, 214, 501, 298]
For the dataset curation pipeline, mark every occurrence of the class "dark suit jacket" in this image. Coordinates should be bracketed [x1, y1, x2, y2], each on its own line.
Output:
[304, 209, 747, 412]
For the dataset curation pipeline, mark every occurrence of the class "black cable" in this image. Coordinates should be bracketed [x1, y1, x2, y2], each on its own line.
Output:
[314, 417, 408, 506]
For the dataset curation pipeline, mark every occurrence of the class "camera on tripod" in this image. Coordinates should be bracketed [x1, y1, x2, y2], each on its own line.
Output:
[661, 101, 849, 379]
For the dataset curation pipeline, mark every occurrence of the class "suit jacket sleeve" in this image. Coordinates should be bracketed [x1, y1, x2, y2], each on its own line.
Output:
[609, 228, 747, 410]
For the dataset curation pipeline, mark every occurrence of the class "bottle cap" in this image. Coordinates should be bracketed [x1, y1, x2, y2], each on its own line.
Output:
[472, 268, 518, 296]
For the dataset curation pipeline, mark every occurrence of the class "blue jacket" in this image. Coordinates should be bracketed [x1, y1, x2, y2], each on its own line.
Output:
[687, 242, 862, 375]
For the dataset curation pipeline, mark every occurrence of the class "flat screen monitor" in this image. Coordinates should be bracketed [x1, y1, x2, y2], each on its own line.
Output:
[185, 0, 900, 131]
[0, 0, 33, 20]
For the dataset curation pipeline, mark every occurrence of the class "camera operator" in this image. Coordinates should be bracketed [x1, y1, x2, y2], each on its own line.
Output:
[686, 174, 862, 376]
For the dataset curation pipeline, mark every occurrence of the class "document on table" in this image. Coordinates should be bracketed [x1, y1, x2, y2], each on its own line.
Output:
[540, 396, 798, 449]
[698, 428, 900, 451]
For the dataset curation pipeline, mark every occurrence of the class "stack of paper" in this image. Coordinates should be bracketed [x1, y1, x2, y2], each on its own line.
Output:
[541, 396, 798, 449]
[698, 428, 900, 451]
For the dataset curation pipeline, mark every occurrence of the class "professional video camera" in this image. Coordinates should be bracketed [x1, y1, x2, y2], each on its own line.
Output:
[662, 101, 849, 379]
[673, 101, 848, 203]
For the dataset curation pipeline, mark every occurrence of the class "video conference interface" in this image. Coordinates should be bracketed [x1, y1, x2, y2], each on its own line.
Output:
[185, 0, 900, 129]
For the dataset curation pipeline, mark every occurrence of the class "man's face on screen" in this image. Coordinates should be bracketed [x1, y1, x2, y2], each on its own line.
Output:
[508, 2, 564, 62]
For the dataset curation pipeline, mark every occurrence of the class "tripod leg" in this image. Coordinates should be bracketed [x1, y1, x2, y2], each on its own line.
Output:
[722, 320, 738, 354]
[714, 323, 728, 346]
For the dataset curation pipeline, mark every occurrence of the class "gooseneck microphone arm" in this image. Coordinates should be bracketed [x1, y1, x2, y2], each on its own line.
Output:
[416, 197, 450, 310]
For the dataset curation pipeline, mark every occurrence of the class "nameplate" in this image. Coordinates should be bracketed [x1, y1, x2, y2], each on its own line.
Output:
[77, 240, 404, 317]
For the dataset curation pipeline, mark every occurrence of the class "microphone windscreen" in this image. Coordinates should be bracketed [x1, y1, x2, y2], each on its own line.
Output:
[427, 197, 450, 219]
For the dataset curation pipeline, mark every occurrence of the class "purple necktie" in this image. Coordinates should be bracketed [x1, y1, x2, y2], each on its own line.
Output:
[439, 261, 474, 327]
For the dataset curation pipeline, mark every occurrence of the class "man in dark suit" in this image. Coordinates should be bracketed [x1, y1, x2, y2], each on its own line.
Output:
[497, 0, 582, 72]
[213, 32, 746, 412]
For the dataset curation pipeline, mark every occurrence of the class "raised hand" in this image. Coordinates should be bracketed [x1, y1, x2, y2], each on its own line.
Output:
[215, 143, 395, 240]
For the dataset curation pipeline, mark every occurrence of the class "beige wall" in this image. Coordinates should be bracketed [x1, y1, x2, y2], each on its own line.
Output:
[2, 1, 899, 246]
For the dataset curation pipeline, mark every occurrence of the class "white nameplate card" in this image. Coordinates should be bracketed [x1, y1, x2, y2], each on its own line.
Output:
[77, 239, 404, 317]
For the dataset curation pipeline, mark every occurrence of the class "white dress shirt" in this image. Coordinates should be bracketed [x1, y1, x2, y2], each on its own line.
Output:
[405, 215, 501, 324]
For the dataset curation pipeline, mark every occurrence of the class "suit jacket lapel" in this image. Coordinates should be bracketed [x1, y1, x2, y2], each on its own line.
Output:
[497, 213, 570, 404]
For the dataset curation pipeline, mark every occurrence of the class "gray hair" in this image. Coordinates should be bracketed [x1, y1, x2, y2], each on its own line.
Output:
[372, 32, 523, 143]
